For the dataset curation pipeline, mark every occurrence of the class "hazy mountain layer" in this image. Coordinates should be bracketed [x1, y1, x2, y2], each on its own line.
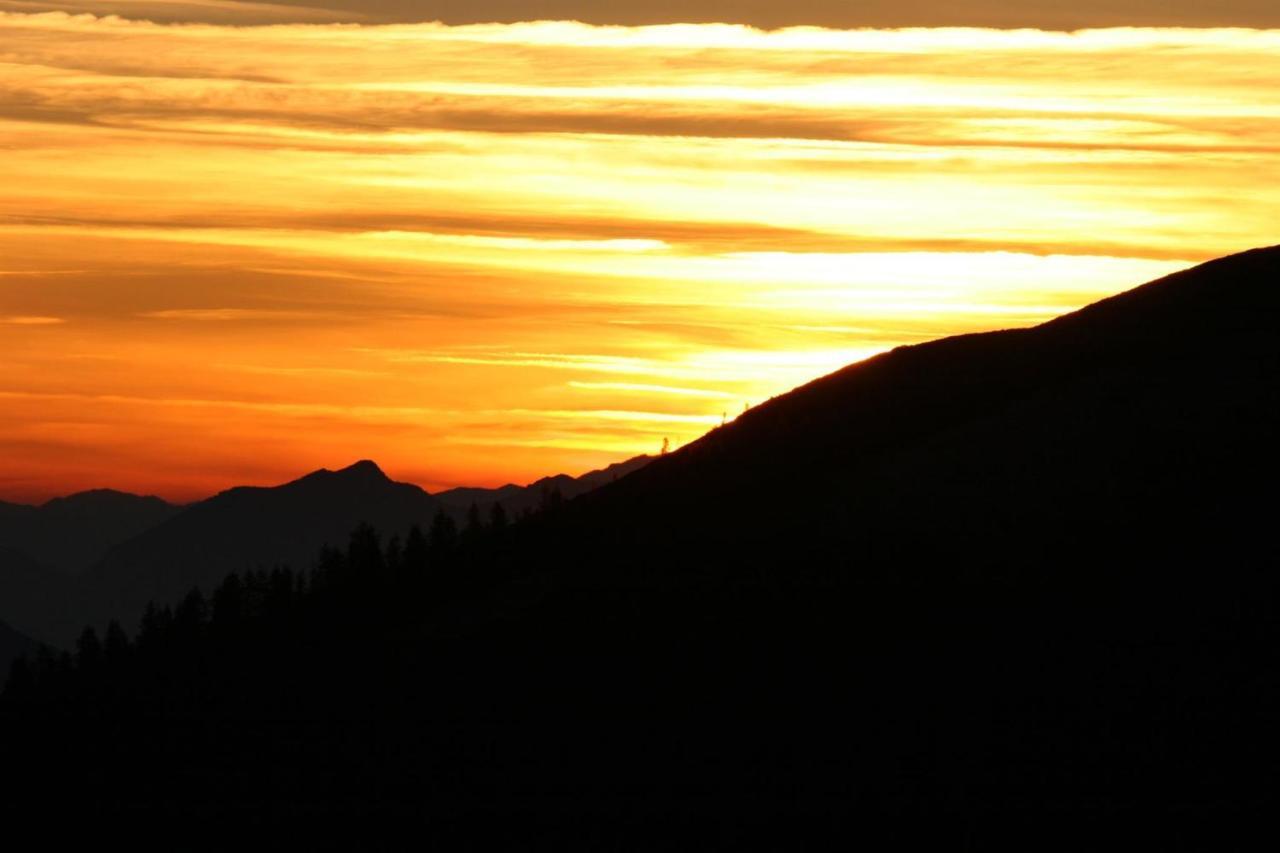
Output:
[0, 490, 179, 575]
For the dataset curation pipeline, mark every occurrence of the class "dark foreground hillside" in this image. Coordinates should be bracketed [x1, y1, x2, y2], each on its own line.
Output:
[4, 247, 1280, 847]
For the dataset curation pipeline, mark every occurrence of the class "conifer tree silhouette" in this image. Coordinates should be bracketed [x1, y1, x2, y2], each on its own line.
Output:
[103, 620, 130, 667]
[402, 524, 429, 579]
[384, 534, 403, 581]
[212, 573, 244, 633]
[347, 523, 385, 584]
[76, 626, 103, 673]
[430, 509, 458, 557]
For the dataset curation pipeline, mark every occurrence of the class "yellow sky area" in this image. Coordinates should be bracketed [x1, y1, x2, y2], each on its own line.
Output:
[1, 14, 1276, 501]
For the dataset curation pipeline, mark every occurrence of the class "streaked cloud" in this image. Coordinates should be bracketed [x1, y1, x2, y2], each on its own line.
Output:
[1, 315, 65, 324]
[141, 308, 327, 321]
[0, 0, 358, 23]
[5, 0, 1280, 29]
[0, 12, 1275, 499]
[567, 381, 736, 399]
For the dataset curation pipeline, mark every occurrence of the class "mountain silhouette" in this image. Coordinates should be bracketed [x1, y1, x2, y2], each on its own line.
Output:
[0, 490, 181, 644]
[536, 244, 1280, 582]
[0, 489, 179, 575]
[435, 454, 652, 515]
[42, 456, 652, 646]
[77, 460, 436, 642]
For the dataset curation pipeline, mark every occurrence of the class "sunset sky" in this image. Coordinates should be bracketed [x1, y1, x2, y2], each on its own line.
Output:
[2, 3, 1278, 501]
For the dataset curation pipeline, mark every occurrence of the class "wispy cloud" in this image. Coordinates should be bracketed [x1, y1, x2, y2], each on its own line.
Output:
[1, 315, 65, 324]
[0, 1, 360, 23]
[567, 381, 736, 399]
[141, 308, 324, 321]
[1, 13, 1277, 498]
[5, 1, 1280, 29]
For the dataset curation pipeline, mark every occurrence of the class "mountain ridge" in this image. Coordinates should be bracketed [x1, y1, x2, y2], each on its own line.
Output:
[523, 244, 1280, 583]
[1, 454, 653, 645]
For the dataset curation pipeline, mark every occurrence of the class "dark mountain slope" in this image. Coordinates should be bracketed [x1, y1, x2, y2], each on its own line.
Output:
[547, 244, 1280, 582]
[79, 460, 438, 642]
[0, 490, 180, 576]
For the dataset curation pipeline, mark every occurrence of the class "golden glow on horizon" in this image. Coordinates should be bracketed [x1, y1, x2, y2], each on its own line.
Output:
[1, 13, 1277, 500]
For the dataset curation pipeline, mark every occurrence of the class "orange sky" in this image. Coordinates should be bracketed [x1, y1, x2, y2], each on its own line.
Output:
[2, 14, 1278, 502]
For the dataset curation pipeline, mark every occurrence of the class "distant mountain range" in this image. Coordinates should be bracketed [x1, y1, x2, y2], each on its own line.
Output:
[0, 490, 180, 576]
[0, 456, 651, 646]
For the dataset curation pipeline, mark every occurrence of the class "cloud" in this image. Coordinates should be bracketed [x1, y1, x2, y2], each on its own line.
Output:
[0, 0, 359, 23]
[567, 381, 736, 399]
[1, 12, 1277, 498]
[140, 307, 326, 320]
[5, 0, 1280, 28]
[1, 315, 65, 324]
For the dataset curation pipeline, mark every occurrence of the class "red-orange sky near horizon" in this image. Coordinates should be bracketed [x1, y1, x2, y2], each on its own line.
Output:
[2, 13, 1278, 503]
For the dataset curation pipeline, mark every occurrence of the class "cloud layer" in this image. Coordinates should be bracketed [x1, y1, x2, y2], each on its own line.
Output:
[1, 13, 1276, 499]
[5, 1, 1280, 28]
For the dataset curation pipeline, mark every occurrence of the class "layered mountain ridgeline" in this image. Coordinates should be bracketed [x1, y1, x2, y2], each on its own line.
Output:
[0, 457, 651, 647]
[0, 490, 183, 644]
[434, 454, 652, 516]
[76, 460, 438, 647]
[5, 247, 1280, 845]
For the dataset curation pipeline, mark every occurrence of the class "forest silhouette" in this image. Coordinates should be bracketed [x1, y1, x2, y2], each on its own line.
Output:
[4, 246, 1280, 846]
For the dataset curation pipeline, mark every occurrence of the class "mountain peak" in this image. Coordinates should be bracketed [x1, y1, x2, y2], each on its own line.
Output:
[285, 459, 393, 491]
[328, 459, 393, 486]
[338, 459, 386, 478]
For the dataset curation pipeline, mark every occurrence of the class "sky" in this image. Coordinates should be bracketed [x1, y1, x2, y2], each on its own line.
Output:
[2, 5, 1278, 502]
[5, 1, 1280, 27]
